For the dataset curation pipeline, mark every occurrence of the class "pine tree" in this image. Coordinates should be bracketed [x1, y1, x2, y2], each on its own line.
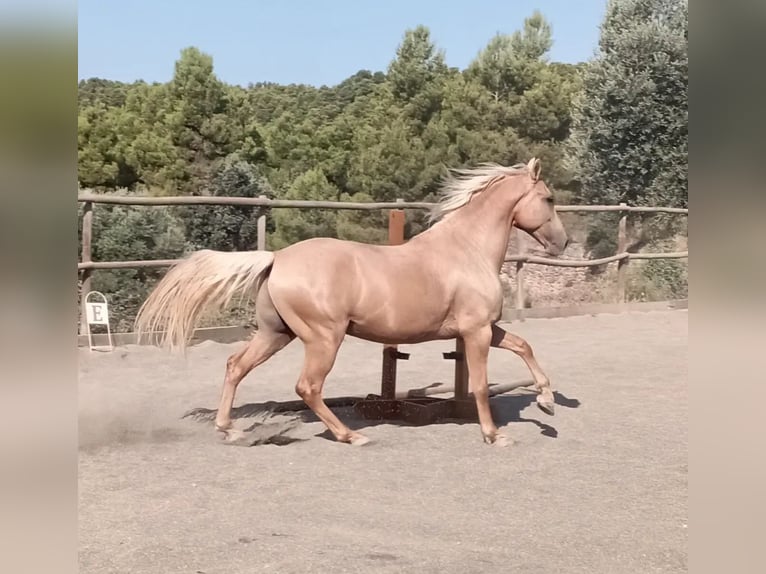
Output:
[386, 26, 450, 129]
[181, 154, 274, 251]
[567, 0, 688, 257]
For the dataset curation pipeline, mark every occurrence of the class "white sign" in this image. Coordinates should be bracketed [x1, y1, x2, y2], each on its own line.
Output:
[86, 301, 109, 325]
[83, 291, 114, 352]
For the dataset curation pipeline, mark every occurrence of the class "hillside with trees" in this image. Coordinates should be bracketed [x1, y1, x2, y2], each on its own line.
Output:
[78, 3, 688, 331]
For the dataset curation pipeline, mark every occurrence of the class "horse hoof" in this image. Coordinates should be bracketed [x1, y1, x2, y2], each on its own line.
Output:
[537, 397, 555, 416]
[348, 433, 371, 446]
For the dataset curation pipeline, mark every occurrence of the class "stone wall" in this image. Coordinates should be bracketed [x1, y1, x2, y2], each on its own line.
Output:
[500, 231, 617, 308]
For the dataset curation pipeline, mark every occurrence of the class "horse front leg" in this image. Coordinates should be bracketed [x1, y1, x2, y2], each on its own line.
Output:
[490, 323, 555, 415]
[463, 326, 509, 446]
[295, 339, 371, 446]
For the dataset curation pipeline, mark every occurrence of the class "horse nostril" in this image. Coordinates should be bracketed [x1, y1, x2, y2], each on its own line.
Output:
[564, 238, 570, 249]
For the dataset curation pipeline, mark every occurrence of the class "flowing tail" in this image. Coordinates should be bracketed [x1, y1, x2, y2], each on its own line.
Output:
[134, 249, 275, 350]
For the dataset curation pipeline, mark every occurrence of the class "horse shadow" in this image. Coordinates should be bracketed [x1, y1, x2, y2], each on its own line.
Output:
[183, 388, 581, 446]
[330, 390, 581, 441]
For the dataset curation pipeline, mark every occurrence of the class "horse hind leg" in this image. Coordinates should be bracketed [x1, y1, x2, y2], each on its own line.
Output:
[214, 329, 293, 441]
[490, 323, 555, 415]
[215, 279, 295, 440]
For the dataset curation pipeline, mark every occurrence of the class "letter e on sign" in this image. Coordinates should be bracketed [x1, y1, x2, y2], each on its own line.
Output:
[86, 302, 109, 325]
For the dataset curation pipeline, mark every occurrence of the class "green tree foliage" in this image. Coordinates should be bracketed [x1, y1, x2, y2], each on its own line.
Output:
[387, 26, 448, 101]
[78, 78, 129, 108]
[78, 104, 125, 188]
[468, 11, 552, 102]
[567, 0, 688, 259]
[270, 168, 341, 248]
[336, 70, 386, 105]
[78, 16, 581, 208]
[119, 82, 181, 191]
[165, 47, 239, 194]
[463, 12, 580, 191]
[181, 154, 274, 251]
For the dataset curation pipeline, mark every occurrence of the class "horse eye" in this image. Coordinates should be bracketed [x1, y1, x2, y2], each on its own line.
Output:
[545, 196, 554, 203]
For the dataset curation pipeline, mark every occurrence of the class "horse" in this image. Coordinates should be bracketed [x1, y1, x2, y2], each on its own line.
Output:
[135, 157, 569, 447]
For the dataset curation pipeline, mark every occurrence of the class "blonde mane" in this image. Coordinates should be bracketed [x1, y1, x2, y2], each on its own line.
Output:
[429, 162, 529, 224]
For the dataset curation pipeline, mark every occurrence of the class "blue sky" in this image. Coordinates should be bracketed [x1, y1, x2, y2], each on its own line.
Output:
[78, 0, 607, 87]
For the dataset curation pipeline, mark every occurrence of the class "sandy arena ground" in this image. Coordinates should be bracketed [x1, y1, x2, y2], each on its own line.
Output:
[78, 309, 687, 574]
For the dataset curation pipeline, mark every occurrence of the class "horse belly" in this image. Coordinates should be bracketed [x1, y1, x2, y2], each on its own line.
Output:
[346, 315, 457, 344]
[346, 280, 456, 344]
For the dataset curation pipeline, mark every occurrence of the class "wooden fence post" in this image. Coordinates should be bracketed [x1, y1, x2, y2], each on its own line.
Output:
[617, 202, 628, 304]
[453, 337, 469, 400]
[515, 227, 527, 321]
[80, 201, 93, 334]
[257, 195, 267, 251]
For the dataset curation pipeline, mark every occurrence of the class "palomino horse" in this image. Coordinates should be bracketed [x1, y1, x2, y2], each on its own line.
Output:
[135, 158, 569, 446]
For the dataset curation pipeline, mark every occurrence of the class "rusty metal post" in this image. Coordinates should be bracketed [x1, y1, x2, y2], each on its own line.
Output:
[388, 200, 405, 247]
[381, 199, 406, 399]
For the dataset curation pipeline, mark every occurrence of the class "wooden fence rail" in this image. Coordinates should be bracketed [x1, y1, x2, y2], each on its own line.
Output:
[75, 250, 690, 272]
[76, 193, 689, 214]
[77, 194, 688, 330]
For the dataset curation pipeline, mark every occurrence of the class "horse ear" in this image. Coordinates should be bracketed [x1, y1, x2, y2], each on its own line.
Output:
[527, 157, 542, 182]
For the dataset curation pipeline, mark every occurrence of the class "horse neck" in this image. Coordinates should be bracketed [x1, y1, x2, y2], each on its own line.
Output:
[424, 178, 522, 272]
